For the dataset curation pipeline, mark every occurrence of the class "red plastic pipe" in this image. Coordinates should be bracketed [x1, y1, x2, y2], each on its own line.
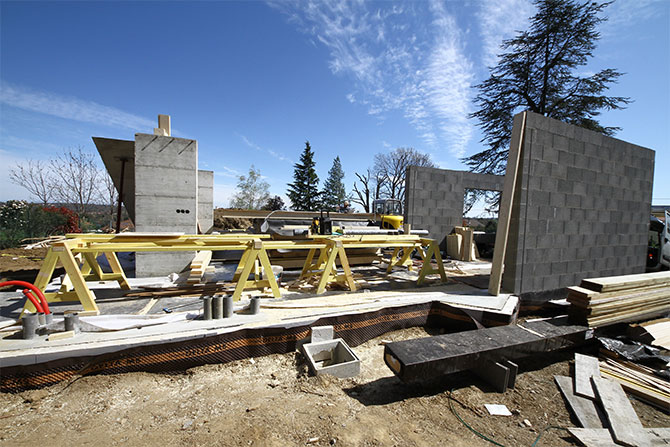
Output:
[0, 280, 50, 314]
[21, 289, 43, 314]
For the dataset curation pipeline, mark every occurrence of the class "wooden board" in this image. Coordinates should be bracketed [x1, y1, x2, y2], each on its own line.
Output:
[580, 271, 670, 293]
[554, 375, 606, 429]
[384, 316, 587, 381]
[488, 111, 526, 296]
[591, 376, 651, 447]
[569, 428, 670, 447]
[574, 354, 601, 399]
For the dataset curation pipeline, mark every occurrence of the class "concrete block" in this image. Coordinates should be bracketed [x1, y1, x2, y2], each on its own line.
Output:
[311, 325, 334, 343]
[473, 360, 512, 393]
[302, 338, 360, 378]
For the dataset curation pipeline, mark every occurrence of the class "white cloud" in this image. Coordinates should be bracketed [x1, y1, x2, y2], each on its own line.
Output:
[273, 0, 476, 157]
[214, 166, 242, 179]
[476, 0, 534, 69]
[0, 80, 155, 131]
[239, 134, 294, 164]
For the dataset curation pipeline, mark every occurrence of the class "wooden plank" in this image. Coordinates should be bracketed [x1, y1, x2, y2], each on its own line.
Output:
[580, 271, 670, 293]
[489, 111, 526, 296]
[569, 428, 670, 447]
[384, 316, 587, 382]
[554, 375, 606, 429]
[591, 376, 651, 447]
[574, 353, 601, 399]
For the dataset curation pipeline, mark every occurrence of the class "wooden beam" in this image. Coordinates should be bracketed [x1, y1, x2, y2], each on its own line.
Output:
[488, 111, 526, 296]
[554, 375, 606, 429]
[574, 353, 601, 399]
[591, 376, 651, 447]
[384, 316, 587, 382]
[568, 428, 670, 447]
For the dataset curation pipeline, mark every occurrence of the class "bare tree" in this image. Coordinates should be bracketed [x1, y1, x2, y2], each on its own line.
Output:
[352, 170, 372, 213]
[373, 147, 435, 204]
[9, 160, 55, 205]
[50, 146, 100, 216]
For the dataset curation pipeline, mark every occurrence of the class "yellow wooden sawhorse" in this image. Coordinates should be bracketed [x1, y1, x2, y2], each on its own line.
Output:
[21, 234, 447, 315]
[22, 234, 277, 314]
[24, 239, 130, 315]
[298, 235, 447, 294]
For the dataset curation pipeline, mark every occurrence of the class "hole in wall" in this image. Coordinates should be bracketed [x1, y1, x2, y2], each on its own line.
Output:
[462, 189, 500, 260]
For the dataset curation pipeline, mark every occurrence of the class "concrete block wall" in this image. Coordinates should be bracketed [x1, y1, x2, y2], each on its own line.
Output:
[198, 170, 214, 234]
[405, 166, 504, 247]
[134, 133, 199, 277]
[502, 112, 655, 296]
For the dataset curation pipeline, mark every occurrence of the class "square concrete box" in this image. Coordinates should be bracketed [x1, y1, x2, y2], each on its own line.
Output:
[302, 338, 360, 378]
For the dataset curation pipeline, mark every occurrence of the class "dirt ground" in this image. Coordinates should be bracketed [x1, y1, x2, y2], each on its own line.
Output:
[1, 326, 668, 447]
[0, 247, 56, 285]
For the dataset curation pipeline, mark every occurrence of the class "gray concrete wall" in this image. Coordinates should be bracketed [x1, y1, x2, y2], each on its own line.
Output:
[198, 170, 214, 234]
[134, 133, 198, 277]
[502, 112, 655, 296]
[405, 166, 504, 247]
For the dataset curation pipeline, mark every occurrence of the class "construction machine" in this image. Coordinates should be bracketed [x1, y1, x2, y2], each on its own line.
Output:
[371, 198, 404, 230]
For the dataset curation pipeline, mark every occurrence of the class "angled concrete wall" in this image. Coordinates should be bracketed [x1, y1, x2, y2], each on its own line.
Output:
[502, 112, 655, 297]
[405, 167, 504, 247]
[198, 170, 214, 234]
[134, 133, 199, 277]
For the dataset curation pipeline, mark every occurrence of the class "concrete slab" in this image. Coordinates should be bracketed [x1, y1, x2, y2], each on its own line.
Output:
[93, 137, 136, 222]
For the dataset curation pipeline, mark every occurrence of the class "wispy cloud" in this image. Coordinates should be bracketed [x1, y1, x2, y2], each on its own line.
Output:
[0, 80, 155, 131]
[602, 0, 668, 37]
[239, 134, 294, 164]
[476, 0, 533, 69]
[214, 165, 243, 179]
[272, 0, 476, 157]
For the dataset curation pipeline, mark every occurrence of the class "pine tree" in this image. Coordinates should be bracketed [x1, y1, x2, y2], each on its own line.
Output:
[287, 141, 320, 211]
[321, 156, 347, 212]
[464, 0, 630, 176]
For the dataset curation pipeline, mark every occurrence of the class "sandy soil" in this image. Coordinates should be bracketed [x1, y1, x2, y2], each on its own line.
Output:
[1, 327, 668, 447]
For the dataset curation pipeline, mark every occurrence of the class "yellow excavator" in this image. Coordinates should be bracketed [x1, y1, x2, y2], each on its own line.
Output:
[372, 199, 404, 230]
[310, 198, 405, 235]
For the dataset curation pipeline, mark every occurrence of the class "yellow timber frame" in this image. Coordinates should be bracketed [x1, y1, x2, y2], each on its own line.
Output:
[22, 233, 446, 316]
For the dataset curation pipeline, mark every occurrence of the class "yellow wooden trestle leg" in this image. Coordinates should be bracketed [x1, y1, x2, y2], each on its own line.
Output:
[417, 240, 447, 285]
[231, 240, 281, 301]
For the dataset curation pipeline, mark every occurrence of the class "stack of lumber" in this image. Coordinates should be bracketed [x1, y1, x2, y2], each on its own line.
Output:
[555, 353, 670, 446]
[628, 318, 670, 350]
[446, 226, 478, 261]
[598, 351, 670, 413]
[187, 250, 213, 284]
[268, 248, 381, 269]
[567, 271, 670, 327]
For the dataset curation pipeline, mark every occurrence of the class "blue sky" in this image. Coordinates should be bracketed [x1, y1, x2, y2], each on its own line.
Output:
[1, 0, 668, 212]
